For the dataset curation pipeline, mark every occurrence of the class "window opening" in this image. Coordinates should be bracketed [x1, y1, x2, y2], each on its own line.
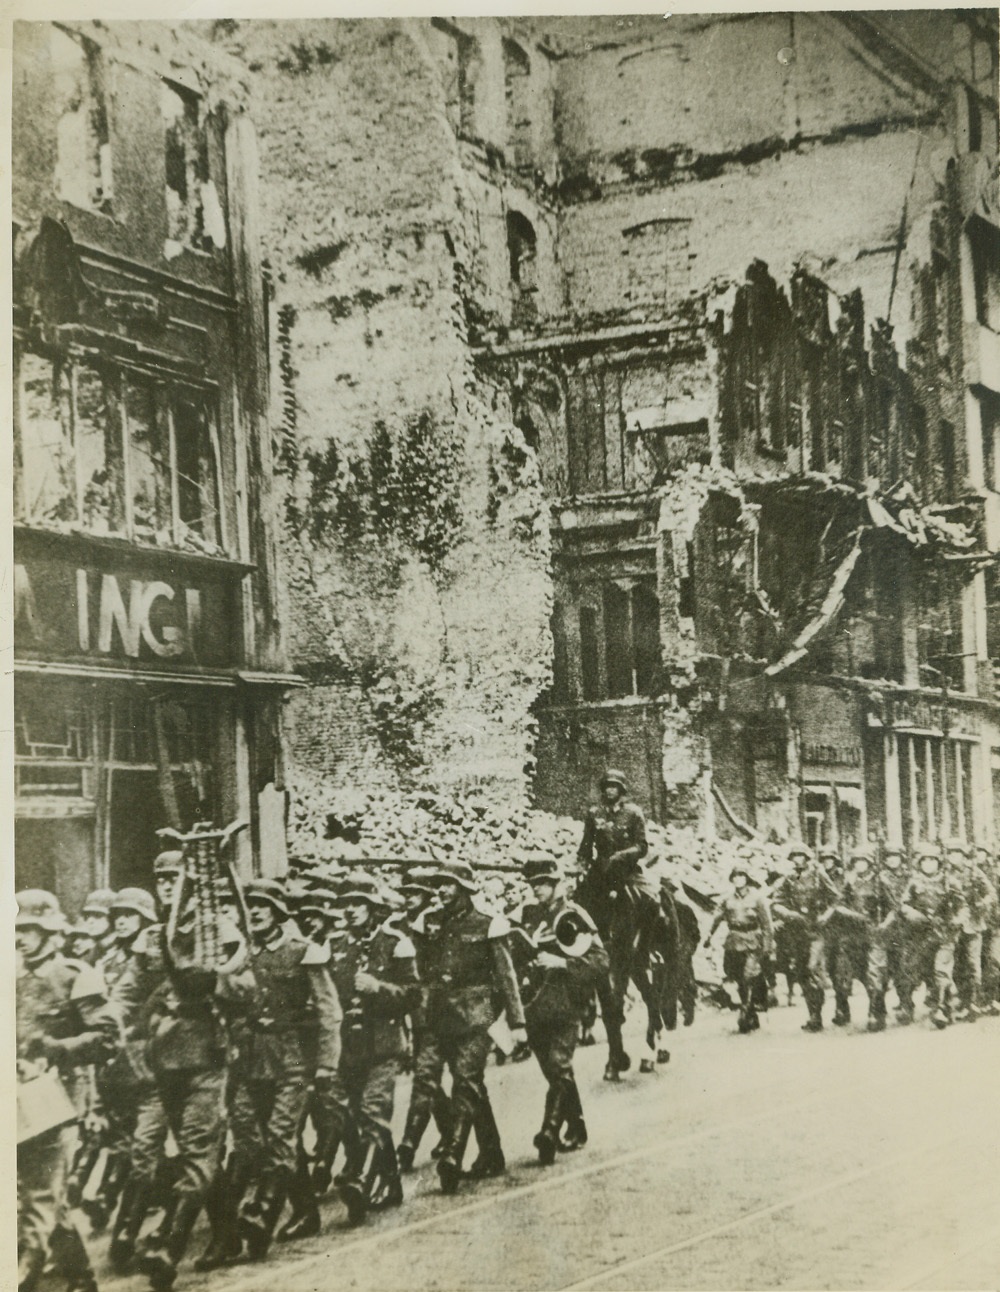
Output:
[161, 80, 210, 253]
[969, 217, 1000, 331]
[918, 562, 966, 691]
[506, 210, 538, 325]
[502, 38, 532, 171]
[52, 26, 112, 212]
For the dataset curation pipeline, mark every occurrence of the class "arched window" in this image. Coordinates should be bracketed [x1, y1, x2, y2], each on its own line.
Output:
[506, 210, 538, 325]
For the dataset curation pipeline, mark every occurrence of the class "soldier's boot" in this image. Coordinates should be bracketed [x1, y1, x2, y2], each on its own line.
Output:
[430, 1087, 454, 1159]
[437, 1106, 474, 1196]
[193, 1160, 247, 1273]
[832, 992, 851, 1027]
[240, 1169, 290, 1262]
[312, 1103, 346, 1196]
[17, 1245, 46, 1292]
[464, 1096, 505, 1180]
[559, 1079, 587, 1152]
[277, 1153, 321, 1242]
[109, 1175, 158, 1272]
[139, 1193, 202, 1291]
[369, 1140, 404, 1212]
[533, 1085, 565, 1167]
[398, 1095, 435, 1174]
[50, 1221, 99, 1292]
[339, 1139, 380, 1226]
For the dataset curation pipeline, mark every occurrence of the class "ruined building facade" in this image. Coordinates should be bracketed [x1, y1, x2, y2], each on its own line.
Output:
[203, 15, 998, 854]
[12, 22, 297, 908]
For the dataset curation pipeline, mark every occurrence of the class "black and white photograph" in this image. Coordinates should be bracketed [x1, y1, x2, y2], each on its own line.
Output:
[10, 7, 1000, 1291]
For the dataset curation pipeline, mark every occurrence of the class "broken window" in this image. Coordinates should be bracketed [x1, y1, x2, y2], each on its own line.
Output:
[502, 38, 532, 171]
[161, 79, 221, 255]
[969, 216, 1000, 332]
[917, 562, 966, 692]
[173, 391, 221, 550]
[572, 576, 661, 701]
[15, 346, 222, 554]
[430, 20, 478, 138]
[980, 391, 1000, 492]
[507, 210, 538, 325]
[51, 25, 112, 212]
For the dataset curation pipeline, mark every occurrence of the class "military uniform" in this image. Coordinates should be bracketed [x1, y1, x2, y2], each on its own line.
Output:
[978, 851, 1000, 1013]
[418, 865, 525, 1194]
[226, 903, 342, 1258]
[576, 796, 649, 937]
[518, 880, 608, 1162]
[859, 855, 910, 1028]
[16, 890, 120, 1292]
[707, 881, 773, 1031]
[952, 854, 998, 1018]
[324, 902, 419, 1223]
[136, 916, 255, 1290]
[898, 856, 964, 1027]
[770, 858, 839, 1030]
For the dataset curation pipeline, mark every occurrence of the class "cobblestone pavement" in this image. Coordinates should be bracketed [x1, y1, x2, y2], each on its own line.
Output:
[98, 999, 1000, 1292]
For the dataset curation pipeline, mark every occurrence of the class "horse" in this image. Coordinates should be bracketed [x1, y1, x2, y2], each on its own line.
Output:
[575, 871, 684, 1080]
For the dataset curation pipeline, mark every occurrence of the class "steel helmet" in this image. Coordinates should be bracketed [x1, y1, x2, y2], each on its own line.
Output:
[110, 887, 157, 924]
[16, 889, 65, 933]
[82, 887, 117, 917]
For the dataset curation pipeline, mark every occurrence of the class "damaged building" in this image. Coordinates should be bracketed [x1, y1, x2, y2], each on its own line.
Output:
[18, 13, 996, 884]
[11, 22, 297, 905]
[195, 11, 1000, 856]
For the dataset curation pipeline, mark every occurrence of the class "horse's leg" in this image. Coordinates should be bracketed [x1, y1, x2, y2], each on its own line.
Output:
[633, 964, 663, 1073]
[598, 954, 629, 1081]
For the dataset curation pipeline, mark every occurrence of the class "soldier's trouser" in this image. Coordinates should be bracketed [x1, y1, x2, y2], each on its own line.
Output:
[955, 932, 983, 1008]
[229, 1071, 311, 1181]
[722, 947, 765, 1014]
[832, 932, 869, 1013]
[326, 1057, 399, 1179]
[401, 1032, 450, 1151]
[18, 1125, 71, 1261]
[438, 1029, 494, 1167]
[865, 934, 900, 1018]
[156, 1067, 225, 1201]
[904, 933, 958, 1014]
[528, 1018, 579, 1138]
[131, 1083, 170, 1184]
[802, 934, 827, 1021]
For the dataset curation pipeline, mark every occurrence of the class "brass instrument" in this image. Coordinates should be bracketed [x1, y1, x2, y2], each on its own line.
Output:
[157, 820, 248, 971]
[551, 908, 595, 959]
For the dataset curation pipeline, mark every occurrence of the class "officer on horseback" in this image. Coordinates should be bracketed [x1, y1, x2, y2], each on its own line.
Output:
[576, 770, 649, 930]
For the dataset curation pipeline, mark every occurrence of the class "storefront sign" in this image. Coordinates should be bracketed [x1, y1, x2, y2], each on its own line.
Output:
[802, 742, 862, 767]
[14, 537, 237, 669]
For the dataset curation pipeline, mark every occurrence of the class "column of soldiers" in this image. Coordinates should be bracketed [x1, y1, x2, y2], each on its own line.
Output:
[710, 838, 1000, 1034]
[16, 850, 608, 1292]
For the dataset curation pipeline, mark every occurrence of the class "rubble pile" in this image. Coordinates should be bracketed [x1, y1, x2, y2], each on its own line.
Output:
[286, 768, 794, 899]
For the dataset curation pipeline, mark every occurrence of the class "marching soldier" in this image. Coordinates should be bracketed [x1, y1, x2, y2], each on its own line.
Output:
[105, 871, 175, 1274]
[323, 875, 419, 1225]
[396, 870, 455, 1173]
[948, 841, 997, 1020]
[218, 879, 342, 1262]
[703, 865, 774, 1034]
[824, 847, 879, 1028]
[418, 859, 527, 1194]
[770, 844, 839, 1032]
[517, 858, 608, 1164]
[16, 889, 120, 1292]
[863, 844, 910, 1031]
[898, 842, 962, 1029]
[135, 851, 255, 1291]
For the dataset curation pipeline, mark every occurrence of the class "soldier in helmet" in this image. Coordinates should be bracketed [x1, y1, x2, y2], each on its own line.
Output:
[823, 846, 880, 1028]
[81, 888, 118, 963]
[976, 844, 1000, 1015]
[703, 865, 774, 1034]
[89, 887, 159, 1255]
[948, 840, 997, 1020]
[16, 889, 119, 1292]
[206, 878, 343, 1264]
[132, 850, 256, 1292]
[104, 873, 176, 1273]
[517, 858, 608, 1164]
[898, 842, 962, 1028]
[769, 844, 839, 1032]
[396, 869, 456, 1174]
[863, 844, 910, 1031]
[417, 859, 527, 1194]
[321, 875, 420, 1224]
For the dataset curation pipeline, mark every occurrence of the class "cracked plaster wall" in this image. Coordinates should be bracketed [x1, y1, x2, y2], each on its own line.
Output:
[209, 18, 554, 807]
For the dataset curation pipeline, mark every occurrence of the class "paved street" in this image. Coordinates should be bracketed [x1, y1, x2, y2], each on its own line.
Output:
[100, 1000, 1000, 1292]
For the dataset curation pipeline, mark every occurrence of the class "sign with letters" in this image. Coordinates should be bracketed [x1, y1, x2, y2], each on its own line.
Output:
[14, 534, 238, 669]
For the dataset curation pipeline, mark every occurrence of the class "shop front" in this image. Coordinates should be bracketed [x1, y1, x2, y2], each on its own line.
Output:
[14, 527, 255, 914]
